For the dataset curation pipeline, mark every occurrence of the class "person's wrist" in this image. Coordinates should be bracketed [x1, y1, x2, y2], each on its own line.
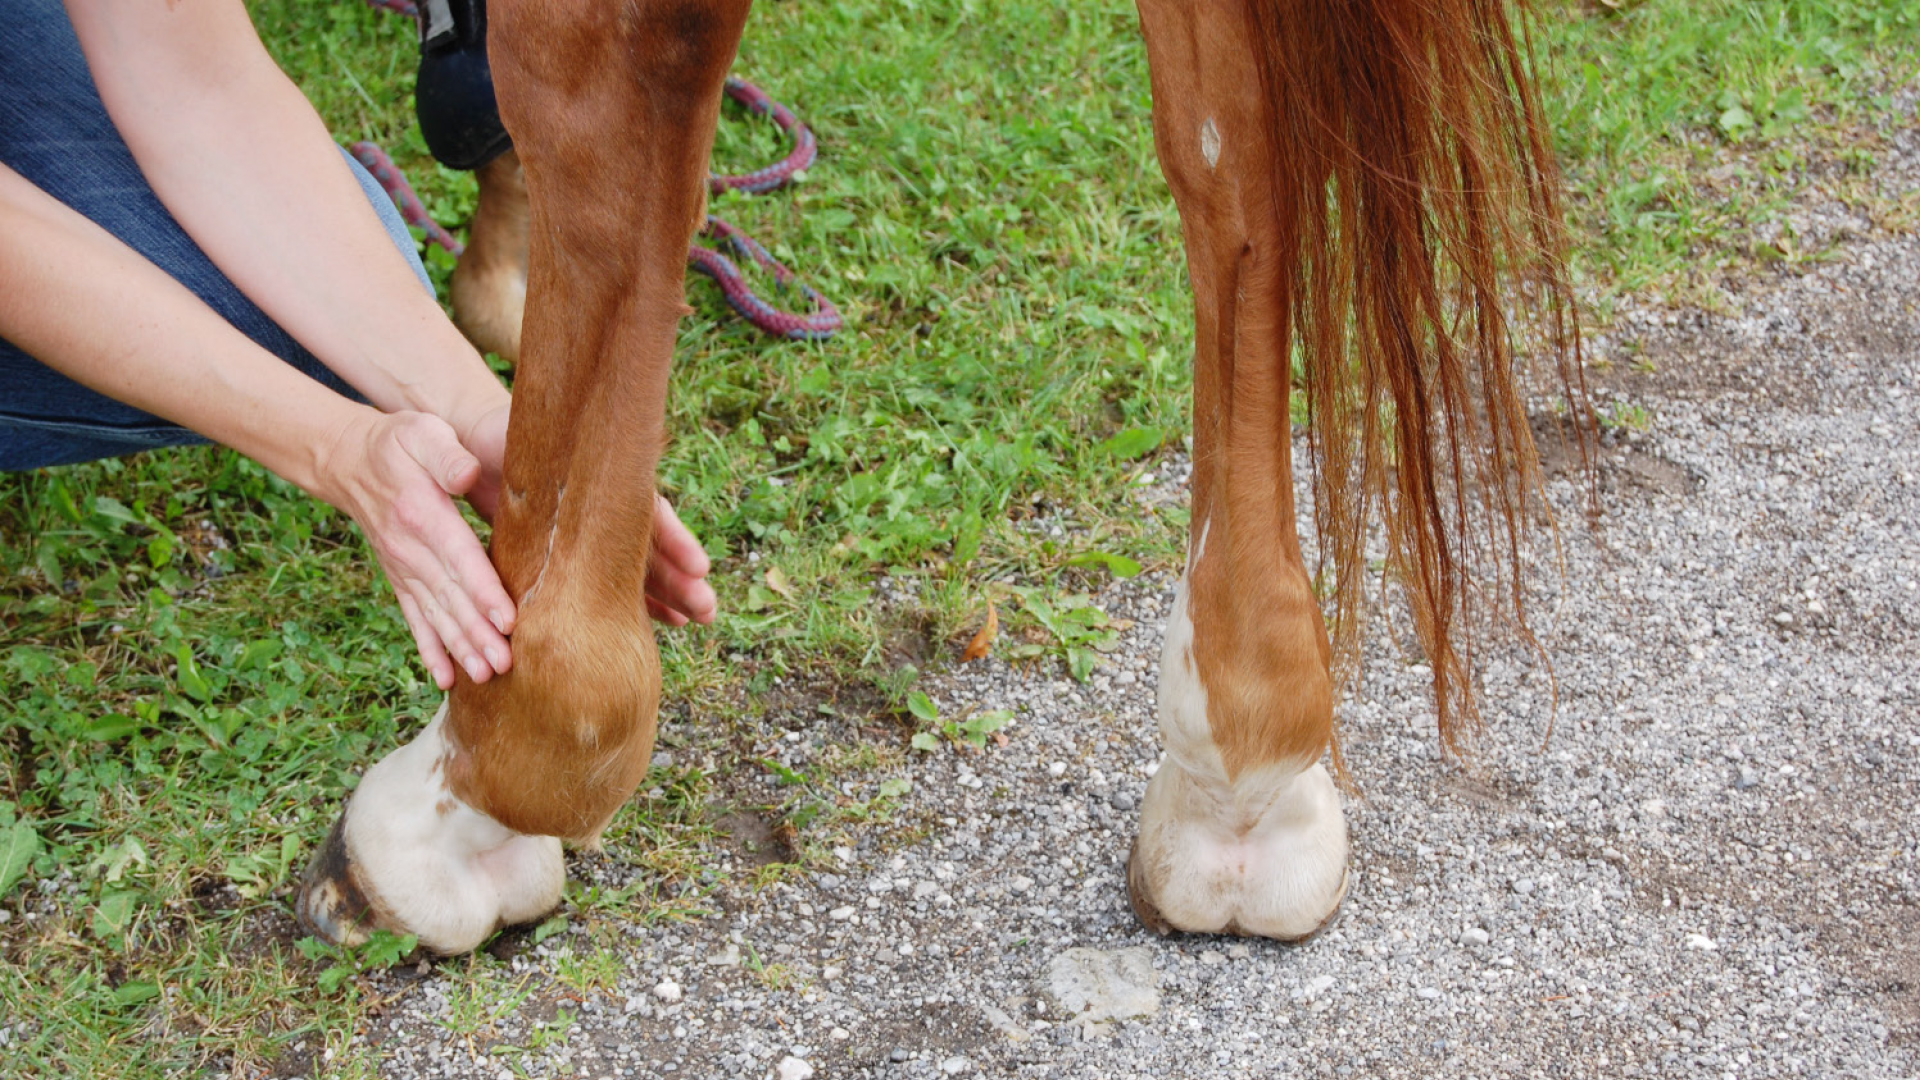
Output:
[443, 382, 512, 449]
[306, 403, 380, 515]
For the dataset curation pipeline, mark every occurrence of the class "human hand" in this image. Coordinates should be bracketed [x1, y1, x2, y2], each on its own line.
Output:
[453, 398, 713, 628]
[456, 400, 510, 524]
[647, 494, 717, 627]
[320, 408, 516, 690]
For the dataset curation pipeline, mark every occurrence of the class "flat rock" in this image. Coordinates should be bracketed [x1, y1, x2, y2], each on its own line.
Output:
[1039, 947, 1160, 1023]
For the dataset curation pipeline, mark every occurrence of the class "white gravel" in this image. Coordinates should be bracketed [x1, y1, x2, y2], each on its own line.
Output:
[340, 108, 1920, 1080]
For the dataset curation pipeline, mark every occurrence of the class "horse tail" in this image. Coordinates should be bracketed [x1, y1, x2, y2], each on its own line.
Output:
[1245, 0, 1591, 751]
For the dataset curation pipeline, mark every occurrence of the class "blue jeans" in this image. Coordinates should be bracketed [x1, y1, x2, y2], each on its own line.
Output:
[0, 0, 432, 471]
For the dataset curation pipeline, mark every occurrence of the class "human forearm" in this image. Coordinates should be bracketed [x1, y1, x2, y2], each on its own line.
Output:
[62, 0, 508, 441]
[1, 160, 522, 686]
[0, 162, 360, 498]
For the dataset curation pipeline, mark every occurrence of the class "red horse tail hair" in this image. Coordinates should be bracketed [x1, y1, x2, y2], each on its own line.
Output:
[1246, 0, 1590, 751]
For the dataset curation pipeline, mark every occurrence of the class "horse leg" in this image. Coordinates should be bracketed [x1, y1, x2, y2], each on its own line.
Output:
[297, 0, 752, 955]
[1125, 0, 1349, 940]
[450, 148, 529, 363]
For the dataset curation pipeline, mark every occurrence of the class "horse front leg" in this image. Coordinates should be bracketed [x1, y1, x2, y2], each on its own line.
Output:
[298, 0, 753, 955]
[1124, 0, 1350, 940]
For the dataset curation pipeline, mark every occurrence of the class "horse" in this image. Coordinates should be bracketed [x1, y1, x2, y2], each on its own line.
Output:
[297, 0, 1584, 955]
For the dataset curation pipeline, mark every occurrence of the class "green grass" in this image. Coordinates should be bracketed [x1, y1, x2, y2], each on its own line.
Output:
[2, 1, 1916, 1075]
[1537, 0, 1920, 306]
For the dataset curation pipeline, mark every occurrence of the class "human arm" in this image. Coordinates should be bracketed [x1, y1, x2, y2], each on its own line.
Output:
[48, 0, 716, 647]
[0, 161, 512, 690]
[61, 0, 509, 446]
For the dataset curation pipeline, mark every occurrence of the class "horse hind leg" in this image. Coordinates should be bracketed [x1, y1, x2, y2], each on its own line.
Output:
[1124, 0, 1350, 940]
[295, 700, 564, 953]
[450, 149, 530, 363]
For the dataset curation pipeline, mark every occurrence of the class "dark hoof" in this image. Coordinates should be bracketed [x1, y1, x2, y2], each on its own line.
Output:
[294, 814, 380, 947]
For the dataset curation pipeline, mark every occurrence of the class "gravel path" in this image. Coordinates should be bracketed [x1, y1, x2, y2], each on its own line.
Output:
[338, 120, 1920, 1080]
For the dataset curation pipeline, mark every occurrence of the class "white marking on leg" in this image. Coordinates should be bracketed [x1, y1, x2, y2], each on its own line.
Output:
[1133, 577, 1349, 938]
[520, 484, 568, 607]
[342, 700, 563, 953]
[1200, 118, 1221, 169]
[1187, 515, 1212, 577]
[1153, 579, 1225, 785]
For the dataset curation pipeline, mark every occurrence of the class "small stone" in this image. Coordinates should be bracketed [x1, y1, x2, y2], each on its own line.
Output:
[1304, 974, 1335, 999]
[829, 906, 856, 921]
[1685, 933, 1717, 951]
[1040, 947, 1160, 1023]
[1461, 927, 1491, 947]
[1109, 791, 1137, 811]
[1199, 950, 1226, 966]
[707, 943, 740, 967]
[1735, 766, 1760, 790]
[940, 1055, 971, 1074]
[652, 979, 682, 1003]
[1511, 878, 1536, 896]
[980, 1001, 1029, 1043]
[830, 1027, 850, 1041]
[1048, 762, 1068, 777]
[1417, 987, 1441, 1000]
[775, 1056, 814, 1080]
[1010, 876, 1033, 894]
[1773, 611, 1794, 626]
[889, 1048, 911, 1063]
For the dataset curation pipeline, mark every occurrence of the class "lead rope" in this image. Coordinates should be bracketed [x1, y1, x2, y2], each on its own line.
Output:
[352, 1, 840, 341]
[693, 78, 840, 341]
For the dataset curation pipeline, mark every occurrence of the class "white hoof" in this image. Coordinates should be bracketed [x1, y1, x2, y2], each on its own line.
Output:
[1128, 760, 1349, 940]
[297, 701, 565, 955]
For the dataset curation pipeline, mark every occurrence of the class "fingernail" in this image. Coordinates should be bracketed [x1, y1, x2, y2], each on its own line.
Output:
[486, 644, 509, 671]
[464, 656, 488, 682]
[491, 609, 511, 635]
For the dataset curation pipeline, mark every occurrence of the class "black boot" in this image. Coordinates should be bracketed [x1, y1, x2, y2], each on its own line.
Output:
[414, 0, 512, 171]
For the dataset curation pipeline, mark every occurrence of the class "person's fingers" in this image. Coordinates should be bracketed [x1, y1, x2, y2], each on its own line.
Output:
[652, 494, 711, 578]
[646, 494, 715, 626]
[397, 590, 456, 690]
[396, 415, 482, 497]
[433, 569, 506, 680]
[431, 510, 516, 644]
[413, 582, 491, 685]
[646, 559, 718, 625]
[646, 597, 690, 627]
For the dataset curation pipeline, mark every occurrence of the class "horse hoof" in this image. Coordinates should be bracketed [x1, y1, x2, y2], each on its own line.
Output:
[293, 702, 566, 955]
[1126, 760, 1349, 941]
[295, 813, 382, 948]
